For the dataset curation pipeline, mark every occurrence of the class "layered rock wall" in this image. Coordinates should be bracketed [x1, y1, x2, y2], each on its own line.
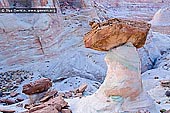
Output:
[0, 0, 63, 66]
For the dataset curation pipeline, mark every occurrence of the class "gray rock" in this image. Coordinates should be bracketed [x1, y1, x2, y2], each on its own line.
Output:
[165, 91, 170, 97]
[0, 91, 3, 97]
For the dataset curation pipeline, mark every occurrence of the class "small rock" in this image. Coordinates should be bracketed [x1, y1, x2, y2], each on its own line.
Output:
[0, 91, 3, 97]
[165, 91, 170, 97]
[17, 97, 24, 102]
[28, 96, 68, 113]
[64, 92, 72, 99]
[0, 98, 6, 103]
[156, 101, 161, 104]
[161, 80, 170, 87]
[10, 91, 18, 97]
[5, 98, 16, 105]
[16, 79, 22, 84]
[160, 109, 167, 113]
[61, 109, 72, 113]
[2, 87, 7, 92]
[78, 84, 87, 93]
[154, 76, 159, 79]
[74, 93, 82, 98]
[40, 90, 58, 102]
[22, 78, 52, 95]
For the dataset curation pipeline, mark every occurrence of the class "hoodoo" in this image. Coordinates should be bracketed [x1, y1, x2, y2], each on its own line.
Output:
[71, 18, 157, 113]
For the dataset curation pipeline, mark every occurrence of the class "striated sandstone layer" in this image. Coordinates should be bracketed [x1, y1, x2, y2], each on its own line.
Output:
[0, 0, 63, 66]
[84, 18, 151, 51]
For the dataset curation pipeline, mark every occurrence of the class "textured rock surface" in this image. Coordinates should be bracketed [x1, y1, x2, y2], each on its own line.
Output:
[84, 18, 151, 51]
[22, 78, 52, 95]
[0, 0, 63, 67]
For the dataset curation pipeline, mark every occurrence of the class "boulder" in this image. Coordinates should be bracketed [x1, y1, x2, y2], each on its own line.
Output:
[78, 84, 87, 93]
[22, 78, 52, 95]
[84, 18, 151, 51]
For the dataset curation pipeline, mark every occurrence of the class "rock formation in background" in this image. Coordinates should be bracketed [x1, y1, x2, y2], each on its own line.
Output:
[70, 18, 157, 113]
[151, 7, 170, 26]
[151, 7, 170, 34]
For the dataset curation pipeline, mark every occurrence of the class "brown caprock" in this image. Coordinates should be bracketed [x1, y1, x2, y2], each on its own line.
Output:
[84, 18, 151, 51]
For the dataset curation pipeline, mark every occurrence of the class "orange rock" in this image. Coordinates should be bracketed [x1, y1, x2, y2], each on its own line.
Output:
[22, 78, 52, 95]
[84, 18, 151, 51]
[78, 84, 88, 93]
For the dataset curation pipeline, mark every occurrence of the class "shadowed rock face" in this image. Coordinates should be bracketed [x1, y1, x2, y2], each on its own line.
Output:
[84, 18, 151, 51]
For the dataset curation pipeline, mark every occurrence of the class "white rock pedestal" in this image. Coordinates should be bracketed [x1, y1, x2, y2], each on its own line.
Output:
[71, 43, 158, 113]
